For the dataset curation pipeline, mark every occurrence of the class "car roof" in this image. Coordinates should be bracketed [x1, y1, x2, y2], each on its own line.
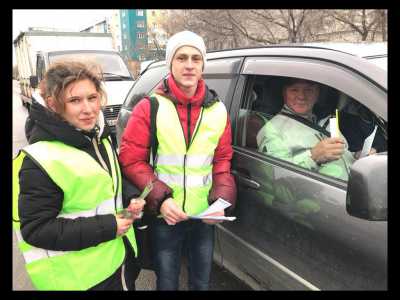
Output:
[147, 45, 387, 90]
[297, 42, 387, 57]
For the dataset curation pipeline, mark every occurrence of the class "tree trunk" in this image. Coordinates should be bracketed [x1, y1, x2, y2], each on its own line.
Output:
[381, 11, 387, 41]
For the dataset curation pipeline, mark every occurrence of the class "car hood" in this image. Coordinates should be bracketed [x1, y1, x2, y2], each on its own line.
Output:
[103, 80, 134, 106]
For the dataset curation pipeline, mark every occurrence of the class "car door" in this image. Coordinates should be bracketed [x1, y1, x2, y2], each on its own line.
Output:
[218, 53, 387, 290]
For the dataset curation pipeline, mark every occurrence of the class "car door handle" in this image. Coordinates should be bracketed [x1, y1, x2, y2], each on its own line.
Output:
[232, 170, 260, 190]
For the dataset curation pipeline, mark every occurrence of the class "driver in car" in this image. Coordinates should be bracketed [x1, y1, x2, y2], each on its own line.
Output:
[257, 78, 363, 181]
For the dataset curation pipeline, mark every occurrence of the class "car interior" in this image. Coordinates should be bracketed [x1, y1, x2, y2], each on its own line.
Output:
[238, 75, 387, 156]
[238, 76, 339, 149]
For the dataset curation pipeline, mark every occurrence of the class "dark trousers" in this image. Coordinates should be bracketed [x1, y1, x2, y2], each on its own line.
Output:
[123, 237, 141, 291]
[150, 219, 215, 290]
[89, 265, 124, 290]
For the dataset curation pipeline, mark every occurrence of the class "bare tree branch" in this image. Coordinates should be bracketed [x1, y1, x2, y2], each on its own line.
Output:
[157, 9, 387, 49]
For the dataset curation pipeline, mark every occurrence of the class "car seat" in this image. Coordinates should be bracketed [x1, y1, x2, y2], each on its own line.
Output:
[244, 79, 284, 149]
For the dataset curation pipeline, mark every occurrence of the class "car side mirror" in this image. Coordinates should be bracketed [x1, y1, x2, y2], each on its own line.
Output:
[346, 153, 387, 221]
[29, 75, 38, 88]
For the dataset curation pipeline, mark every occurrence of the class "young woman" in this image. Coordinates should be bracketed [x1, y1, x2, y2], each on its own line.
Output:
[13, 61, 145, 290]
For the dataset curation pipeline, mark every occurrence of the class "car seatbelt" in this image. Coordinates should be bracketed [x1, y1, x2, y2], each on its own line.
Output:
[279, 111, 331, 137]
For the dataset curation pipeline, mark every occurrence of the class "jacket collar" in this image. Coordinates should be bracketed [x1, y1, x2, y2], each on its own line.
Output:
[167, 74, 205, 106]
[155, 74, 219, 108]
[282, 104, 317, 123]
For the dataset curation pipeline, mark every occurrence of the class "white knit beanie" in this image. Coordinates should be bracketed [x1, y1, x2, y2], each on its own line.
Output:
[166, 30, 207, 71]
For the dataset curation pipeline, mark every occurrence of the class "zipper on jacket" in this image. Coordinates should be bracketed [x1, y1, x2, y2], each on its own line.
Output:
[172, 103, 205, 213]
[182, 104, 206, 213]
[92, 136, 118, 210]
[109, 137, 120, 214]
[172, 103, 187, 212]
[186, 104, 191, 149]
[183, 154, 187, 213]
[182, 103, 191, 213]
[92, 138, 110, 174]
[92, 126, 109, 173]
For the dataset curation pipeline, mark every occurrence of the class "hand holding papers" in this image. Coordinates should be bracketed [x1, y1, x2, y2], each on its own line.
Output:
[190, 215, 237, 221]
[189, 198, 236, 222]
[121, 181, 153, 219]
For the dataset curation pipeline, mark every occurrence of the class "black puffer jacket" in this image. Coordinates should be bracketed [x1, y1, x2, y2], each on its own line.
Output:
[19, 100, 139, 251]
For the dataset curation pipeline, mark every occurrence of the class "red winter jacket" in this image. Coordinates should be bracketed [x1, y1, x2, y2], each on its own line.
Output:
[119, 75, 236, 214]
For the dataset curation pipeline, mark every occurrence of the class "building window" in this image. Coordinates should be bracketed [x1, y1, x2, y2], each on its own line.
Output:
[137, 32, 145, 39]
[123, 23, 126, 29]
[122, 11, 125, 17]
[137, 21, 145, 28]
[152, 11, 156, 16]
[137, 10, 144, 16]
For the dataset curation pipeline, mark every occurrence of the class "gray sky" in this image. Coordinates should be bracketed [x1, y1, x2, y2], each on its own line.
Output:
[12, 9, 115, 64]
[12, 9, 115, 39]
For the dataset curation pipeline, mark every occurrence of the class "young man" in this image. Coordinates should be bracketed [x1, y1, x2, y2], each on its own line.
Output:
[256, 78, 355, 181]
[119, 31, 237, 290]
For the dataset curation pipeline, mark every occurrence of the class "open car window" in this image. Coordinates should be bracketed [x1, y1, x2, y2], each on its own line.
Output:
[235, 75, 387, 182]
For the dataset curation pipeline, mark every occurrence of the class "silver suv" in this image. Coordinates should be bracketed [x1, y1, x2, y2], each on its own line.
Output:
[116, 45, 387, 290]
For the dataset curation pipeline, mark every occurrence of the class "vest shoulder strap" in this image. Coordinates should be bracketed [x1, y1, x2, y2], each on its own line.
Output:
[149, 96, 159, 169]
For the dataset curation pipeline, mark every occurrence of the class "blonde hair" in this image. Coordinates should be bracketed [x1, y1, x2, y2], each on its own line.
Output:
[43, 60, 107, 114]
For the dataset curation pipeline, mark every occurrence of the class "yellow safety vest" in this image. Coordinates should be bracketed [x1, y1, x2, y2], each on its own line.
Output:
[153, 94, 227, 216]
[12, 139, 137, 290]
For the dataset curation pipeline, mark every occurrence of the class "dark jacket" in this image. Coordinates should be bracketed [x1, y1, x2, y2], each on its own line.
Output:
[338, 112, 387, 153]
[18, 100, 139, 252]
[119, 75, 237, 214]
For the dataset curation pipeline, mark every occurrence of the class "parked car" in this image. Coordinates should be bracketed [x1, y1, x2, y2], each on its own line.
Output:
[116, 45, 387, 290]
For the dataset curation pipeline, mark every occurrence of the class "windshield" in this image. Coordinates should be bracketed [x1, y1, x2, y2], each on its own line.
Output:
[49, 51, 133, 78]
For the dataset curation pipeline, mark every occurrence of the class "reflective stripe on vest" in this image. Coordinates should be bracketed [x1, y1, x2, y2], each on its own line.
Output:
[12, 139, 137, 290]
[153, 94, 227, 216]
[156, 154, 214, 167]
[157, 173, 212, 187]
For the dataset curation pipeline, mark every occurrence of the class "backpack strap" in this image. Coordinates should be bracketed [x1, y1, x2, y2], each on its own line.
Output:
[149, 96, 159, 169]
[279, 111, 331, 137]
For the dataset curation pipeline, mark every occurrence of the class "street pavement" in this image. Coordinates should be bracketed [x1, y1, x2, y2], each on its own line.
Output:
[12, 80, 250, 291]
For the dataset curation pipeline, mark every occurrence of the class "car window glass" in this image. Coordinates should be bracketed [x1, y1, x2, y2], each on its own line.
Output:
[235, 75, 387, 182]
[336, 92, 387, 153]
[203, 58, 241, 106]
[203, 77, 232, 104]
[123, 65, 168, 110]
[49, 52, 132, 78]
[242, 56, 386, 120]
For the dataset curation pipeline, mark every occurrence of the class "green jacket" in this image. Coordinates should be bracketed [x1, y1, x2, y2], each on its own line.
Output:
[257, 113, 355, 181]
